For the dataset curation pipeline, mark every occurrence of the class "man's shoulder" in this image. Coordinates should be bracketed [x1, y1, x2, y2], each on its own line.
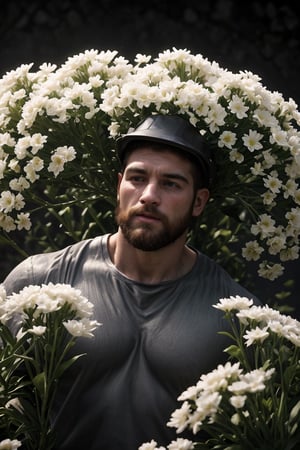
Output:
[26, 235, 104, 266]
[3, 235, 108, 294]
[193, 249, 259, 303]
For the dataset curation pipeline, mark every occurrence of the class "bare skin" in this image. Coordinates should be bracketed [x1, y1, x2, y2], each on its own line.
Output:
[108, 146, 210, 284]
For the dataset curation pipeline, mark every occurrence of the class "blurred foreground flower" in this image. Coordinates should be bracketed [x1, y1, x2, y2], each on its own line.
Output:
[140, 296, 300, 450]
[0, 439, 21, 450]
[0, 283, 101, 449]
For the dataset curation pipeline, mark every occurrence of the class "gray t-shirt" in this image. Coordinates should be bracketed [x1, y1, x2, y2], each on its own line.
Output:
[3, 234, 257, 449]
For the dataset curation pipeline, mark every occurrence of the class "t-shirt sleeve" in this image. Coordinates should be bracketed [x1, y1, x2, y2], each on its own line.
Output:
[3, 253, 53, 295]
[3, 257, 34, 295]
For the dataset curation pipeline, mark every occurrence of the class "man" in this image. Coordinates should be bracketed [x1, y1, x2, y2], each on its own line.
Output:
[3, 115, 257, 449]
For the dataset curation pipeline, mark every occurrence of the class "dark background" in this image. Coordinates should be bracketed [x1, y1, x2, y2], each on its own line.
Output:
[0, 0, 299, 316]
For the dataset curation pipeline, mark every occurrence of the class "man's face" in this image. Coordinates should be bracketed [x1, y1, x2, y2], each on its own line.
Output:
[115, 146, 209, 251]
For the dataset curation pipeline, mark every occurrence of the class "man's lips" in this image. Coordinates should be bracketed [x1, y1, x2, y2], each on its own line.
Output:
[134, 213, 161, 222]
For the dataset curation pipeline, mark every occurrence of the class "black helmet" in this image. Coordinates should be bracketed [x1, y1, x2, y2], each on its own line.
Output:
[116, 114, 215, 188]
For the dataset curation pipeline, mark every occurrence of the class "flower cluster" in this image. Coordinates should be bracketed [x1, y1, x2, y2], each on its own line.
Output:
[0, 49, 125, 240]
[140, 296, 300, 450]
[101, 49, 300, 281]
[0, 48, 299, 279]
[0, 282, 100, 449]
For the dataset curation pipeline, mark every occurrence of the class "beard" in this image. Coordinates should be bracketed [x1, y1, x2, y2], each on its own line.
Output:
[115, 202, 194, 251]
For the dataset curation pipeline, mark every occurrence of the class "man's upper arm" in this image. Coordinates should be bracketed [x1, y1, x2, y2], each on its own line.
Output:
[3, 256, 34, 296]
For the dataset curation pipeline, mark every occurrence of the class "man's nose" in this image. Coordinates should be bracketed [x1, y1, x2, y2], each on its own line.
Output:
[139, 183, 160, 205]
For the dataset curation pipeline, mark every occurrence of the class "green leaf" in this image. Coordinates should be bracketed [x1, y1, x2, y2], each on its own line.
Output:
[32, 372, 46, 396]
[55, 354, 86, 378]
[224, 344, 243, 359]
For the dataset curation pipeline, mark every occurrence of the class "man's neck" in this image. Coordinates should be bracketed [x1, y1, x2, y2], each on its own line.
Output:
[108, 231, 196, 284]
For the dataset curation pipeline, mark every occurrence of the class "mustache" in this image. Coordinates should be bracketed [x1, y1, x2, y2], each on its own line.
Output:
[128, 205, 166, 220]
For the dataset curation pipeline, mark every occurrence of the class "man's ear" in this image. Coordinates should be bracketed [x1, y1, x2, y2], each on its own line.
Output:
[192, 188, 210, 217]
[117, 172, 123, 191]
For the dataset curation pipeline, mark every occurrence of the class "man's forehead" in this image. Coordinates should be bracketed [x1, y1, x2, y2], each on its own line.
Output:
[125, 145, 192, 165]
[124, 151, 193, 183]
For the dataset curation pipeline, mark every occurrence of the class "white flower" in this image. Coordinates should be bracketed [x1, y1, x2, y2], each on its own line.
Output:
[0, 191, 16, 213]
[134, 53, 152, 65]
[14, 136, 31, 159]
[0, 439, 22, 450]
[257, 262, 284, 280]
[48, 145, 76, 177]
[283, 179, 298, 198]
[35, 294, 61, 313]
[2, 283, 98, 323]
[213, 296, 253, 312]
[16, 212, 32, 230]
[228, 368, 275, 395]
[243, 326, 269, 346]
[21, 96, 48, 128]
[28, 325, 47, 336]
[0, 285, 7, 319]
[242, 129, 264, 151]
[167, 401, 191, 434]
[63, 318, 101, 338]
[231, 412, 240, 425]
[267, 234, 286, 255]
[262, 191, 276, 206]
[9, 176, 30, 192]
[267, 320, 287, 338]
[236, 304, 280, 325]
[5, 397, 24, 413]
[254, 108, 277, 127]
[178, 385, 200, 402]
[285, 207, 300, 229]
[229, 149, 244, 163]
[205, 103, 227, 132]
[30, 133, 48, 154]
[251, 213, 276, 238]
[26, 156, 44, 172]
[8, 159, 21, 173]
[0, 283, 6, 302]
[262, 149, 277, 168]
[280, 245, 299, 261]
[229, 94, 249, 119]
[270, 127, 289, 147]
[263, 174, 282, 194]
[0, 159, 6, 179]
[167, 438, 194, 450]
[194, 362, 242, 394]
[0, 132, 16, 148]
[294, 189, 300, 205]
[14, 193, 25, 211]
[250, 162, 265, 176]
[191, 391, 222, 432]
[138, 440, 165, 450]
[242, 240, 264, 261]
[229, 395, 247, 409]
[24, 164, 40, 183]
[48, 153, 66, 176]
[218, 130, 237, 148]
[289, 400, 300, 421]
[0, 214, 16, 232]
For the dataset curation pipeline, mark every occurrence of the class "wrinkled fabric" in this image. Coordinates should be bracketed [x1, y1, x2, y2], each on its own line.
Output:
[4, 234, 257, 450]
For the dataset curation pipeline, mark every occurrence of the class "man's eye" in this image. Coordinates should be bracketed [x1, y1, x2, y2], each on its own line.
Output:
[130, 176, 145, 183]
[163, 180, 180, 189]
